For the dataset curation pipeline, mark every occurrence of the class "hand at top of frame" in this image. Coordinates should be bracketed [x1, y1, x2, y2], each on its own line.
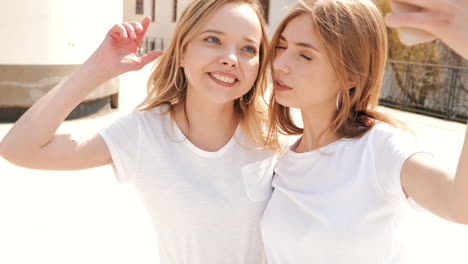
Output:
[385, 0, 468, 59]
[87, 16, 163, 79]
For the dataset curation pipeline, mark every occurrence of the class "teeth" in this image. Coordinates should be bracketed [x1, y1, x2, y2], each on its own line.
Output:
[211, 73, 236, 84]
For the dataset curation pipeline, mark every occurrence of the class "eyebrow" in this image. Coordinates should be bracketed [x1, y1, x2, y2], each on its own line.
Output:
[201, 29, 259, 45]
[279, 35, 319, 52]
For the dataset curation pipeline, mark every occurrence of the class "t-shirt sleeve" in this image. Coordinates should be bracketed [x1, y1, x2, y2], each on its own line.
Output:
[98, 112, 142, 184]
[372, 124, 430, 207]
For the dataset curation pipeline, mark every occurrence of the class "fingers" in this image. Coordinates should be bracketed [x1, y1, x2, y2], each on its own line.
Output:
[390, 0, 443, 10]
[109, 24, 128, 39]
[140, 16, 152, 35]
[385, 10, 442, 33]
[122, 17, 151, 45]
[122, 22, 137, 40]
[109, 18, 150, 45]
[136, 16, 152, 44]
[137, 50, 163, 69]
[129, 21, 144, 34]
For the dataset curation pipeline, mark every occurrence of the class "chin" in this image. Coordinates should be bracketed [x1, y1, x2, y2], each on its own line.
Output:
[207, 92, 241, 105]
[274, 93, 296, 108]
[208, 88, 250, 105]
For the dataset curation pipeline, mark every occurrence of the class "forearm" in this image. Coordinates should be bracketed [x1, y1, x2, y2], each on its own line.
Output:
[0, 17, 159, 162]
[1, 58, 111, 158]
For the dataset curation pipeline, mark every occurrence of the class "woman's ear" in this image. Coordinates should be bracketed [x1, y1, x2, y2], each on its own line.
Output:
[180, 56, 185, 68]
[346, 74, 357, 90]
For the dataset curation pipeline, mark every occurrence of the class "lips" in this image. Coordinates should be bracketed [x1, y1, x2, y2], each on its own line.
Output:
[210, 73, 236, 84]
[273, 77, 292, 91]
[208, 71, 239, 87]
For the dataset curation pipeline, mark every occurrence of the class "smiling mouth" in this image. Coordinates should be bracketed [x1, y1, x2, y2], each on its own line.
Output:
[209, 72, 238, 84]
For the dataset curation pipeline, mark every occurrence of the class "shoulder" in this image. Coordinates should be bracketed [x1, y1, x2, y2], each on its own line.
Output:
[344, 123, 420, 156]
[369, 122, 415, 143]
[366, 122, 398, 135]
[366, 123, 426, 163]
[122, 104, 170, 124]
[100, 105, 171, 135]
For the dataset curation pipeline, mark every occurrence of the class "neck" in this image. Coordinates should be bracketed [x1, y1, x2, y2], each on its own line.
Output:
[296, 103, 339, 153]
[173, 89, 238, 152]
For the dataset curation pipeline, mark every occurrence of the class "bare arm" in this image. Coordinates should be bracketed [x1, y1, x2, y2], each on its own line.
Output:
[0, 17, 161, 170]
[401, 126, 468, 224]
[385, 0, 468, 223]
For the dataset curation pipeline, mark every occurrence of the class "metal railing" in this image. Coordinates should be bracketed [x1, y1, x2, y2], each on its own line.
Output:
[139, 37, 171, 55]
[380, 60, 468, 123]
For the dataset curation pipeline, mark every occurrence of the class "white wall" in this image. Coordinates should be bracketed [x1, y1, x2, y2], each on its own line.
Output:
[267, 0, 297, 36]
[0, 0, 123, 65]
[124, 0, 297, 47]
[145, 0, 190, 43]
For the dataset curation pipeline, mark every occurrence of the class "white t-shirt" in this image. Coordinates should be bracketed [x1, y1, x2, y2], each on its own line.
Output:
[261, 123, 427, 264]
[99, 105, 276, 264]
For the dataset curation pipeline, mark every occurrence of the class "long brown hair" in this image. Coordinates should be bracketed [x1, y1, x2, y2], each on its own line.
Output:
[267, 0, 402, 146]
[136, 0, 276, 149]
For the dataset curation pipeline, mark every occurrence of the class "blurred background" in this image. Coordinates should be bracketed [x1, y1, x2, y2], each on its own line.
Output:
[1, 0, 467, 263]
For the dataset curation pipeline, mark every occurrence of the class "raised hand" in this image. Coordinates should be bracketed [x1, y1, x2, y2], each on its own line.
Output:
[87, 16, 163, 78]
[385, 0, 468, 59]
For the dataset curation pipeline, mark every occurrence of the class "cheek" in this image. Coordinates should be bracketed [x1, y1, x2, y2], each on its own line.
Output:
[182, 53, 205, 80]
[299, 62, 330, 87]
[295, 68, 315, 92]
[243, 58, 260, 83]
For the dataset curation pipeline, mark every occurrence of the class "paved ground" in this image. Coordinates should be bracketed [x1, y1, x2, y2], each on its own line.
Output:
[1, 63, 467, 264]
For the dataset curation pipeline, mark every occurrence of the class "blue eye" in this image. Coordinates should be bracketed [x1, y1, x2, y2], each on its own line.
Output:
[275, 46, 286, 50]
[244, 46, 257, 54]
[206, 36, 220, 44]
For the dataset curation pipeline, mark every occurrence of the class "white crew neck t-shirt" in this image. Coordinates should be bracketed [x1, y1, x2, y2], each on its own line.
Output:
[261, 123, 427, 264]
[99, 105, 276, 264]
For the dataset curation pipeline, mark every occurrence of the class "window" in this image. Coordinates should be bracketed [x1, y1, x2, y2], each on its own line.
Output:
[172, 0, 178, 22]
[260, 0, 269, 23]
[136, 0, 144, 15]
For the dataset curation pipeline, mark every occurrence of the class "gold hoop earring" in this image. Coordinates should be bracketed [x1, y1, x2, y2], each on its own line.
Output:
[336, 90, 342, 111]
[174, 67, 186, 92]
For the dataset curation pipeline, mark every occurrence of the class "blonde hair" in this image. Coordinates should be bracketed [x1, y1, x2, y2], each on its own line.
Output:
[136, 0, 276, 150]
[267, 0, 402, 146]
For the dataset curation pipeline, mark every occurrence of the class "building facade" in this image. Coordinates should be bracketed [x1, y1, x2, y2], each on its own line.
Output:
[0, 0, 123, 121]
[123, 0, 297, 51]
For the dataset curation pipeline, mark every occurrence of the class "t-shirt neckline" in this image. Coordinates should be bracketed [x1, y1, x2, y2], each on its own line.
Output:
[287, 137, 350, 159]
[170, 116, 239, 158]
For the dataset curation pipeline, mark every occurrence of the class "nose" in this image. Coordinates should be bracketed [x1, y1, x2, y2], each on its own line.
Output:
[273, 52, 289, 74]
[219, 48, 238, 68]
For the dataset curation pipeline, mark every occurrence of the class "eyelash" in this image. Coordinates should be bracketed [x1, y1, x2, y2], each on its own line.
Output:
[275, 46, 312, 61]
[205, 36, 220, 44]
[204, 36, 257, 54]
[244, 46, 257, 54]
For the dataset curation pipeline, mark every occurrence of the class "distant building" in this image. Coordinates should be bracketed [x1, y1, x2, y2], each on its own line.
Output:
[0, 0, 123, 121]
[123, 0, 297, 51]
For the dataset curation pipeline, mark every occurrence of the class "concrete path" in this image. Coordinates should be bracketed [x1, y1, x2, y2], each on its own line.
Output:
[1, 64, 467, 264]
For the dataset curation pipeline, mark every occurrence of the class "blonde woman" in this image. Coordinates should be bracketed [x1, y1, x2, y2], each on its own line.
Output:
[1, 0, 277, 263]
[261, 0, 468, 263]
